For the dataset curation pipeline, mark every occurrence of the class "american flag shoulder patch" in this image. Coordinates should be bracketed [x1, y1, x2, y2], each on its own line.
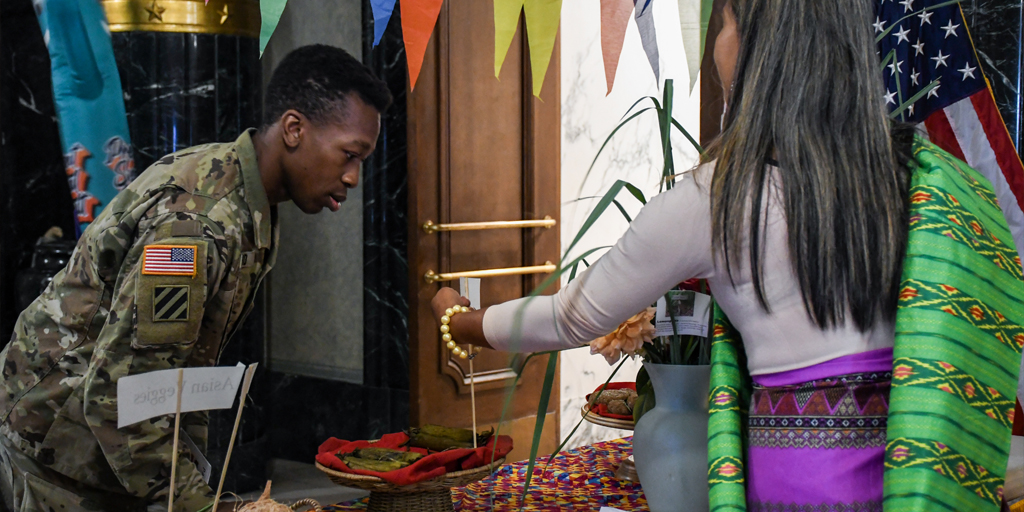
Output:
[142, 245, 198, 276]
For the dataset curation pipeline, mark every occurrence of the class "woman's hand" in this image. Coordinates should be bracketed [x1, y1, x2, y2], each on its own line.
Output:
[429, 287, 492, 350]
[431, 287, 471, 326]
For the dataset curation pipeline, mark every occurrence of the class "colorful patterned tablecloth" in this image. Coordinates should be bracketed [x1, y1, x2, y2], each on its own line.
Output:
[323, 437, 648, 511]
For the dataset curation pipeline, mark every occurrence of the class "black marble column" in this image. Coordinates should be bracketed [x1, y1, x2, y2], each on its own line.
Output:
[266, 0, 410, 462]
[110, 31, 267, 493]
[360, 0, 410, 420]
[111, 33, 261, 170]
[0, 0, 77, 342]
[961, 0, 1024, 153]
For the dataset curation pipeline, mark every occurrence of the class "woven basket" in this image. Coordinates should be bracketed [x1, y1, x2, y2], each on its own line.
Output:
[289, 498, 323, 511]
[315, 458, 505, 512]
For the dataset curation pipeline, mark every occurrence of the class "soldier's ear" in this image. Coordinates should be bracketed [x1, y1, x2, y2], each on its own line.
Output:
[281, 110, 305, 149]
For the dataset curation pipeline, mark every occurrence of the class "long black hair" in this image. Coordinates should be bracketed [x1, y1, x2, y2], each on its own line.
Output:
[704, 0, 916, 330]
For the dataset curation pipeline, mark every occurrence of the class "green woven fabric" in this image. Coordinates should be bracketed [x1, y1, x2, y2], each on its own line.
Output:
[706, 138, 1024, 512]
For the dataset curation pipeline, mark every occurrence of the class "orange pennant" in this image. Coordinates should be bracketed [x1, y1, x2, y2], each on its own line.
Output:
[402, 0, 445, 90]
[600, 0, 633, 95]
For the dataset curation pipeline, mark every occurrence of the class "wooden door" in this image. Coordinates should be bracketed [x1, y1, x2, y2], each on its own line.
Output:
[407, 0, 561, 461]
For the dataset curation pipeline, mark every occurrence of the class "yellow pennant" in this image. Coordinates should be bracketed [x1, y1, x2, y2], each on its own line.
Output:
[493, 0, 562, 98]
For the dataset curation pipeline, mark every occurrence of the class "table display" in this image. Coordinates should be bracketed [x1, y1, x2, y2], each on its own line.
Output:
[323, 438, 648, 511]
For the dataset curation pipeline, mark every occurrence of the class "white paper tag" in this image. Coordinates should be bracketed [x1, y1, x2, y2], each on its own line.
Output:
[116, 363, 246, 428]
[180, 430, 212, 484]
[599, 508, 628, 512]
[655, 290, 712, 337]
[459, 277, 481, 309]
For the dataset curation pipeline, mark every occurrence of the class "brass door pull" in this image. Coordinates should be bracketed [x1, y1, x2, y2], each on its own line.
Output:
[421, 216, 556, 234]
[424, 262, 556, 283]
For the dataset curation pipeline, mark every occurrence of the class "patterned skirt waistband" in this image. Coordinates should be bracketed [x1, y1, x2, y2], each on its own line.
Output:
[746, 371, 891, 512]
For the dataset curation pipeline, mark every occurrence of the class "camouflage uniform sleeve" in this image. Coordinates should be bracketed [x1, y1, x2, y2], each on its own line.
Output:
[81, 209, 236, 512]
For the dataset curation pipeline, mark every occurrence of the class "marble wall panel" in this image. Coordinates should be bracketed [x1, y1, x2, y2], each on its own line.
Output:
[559, 0, 702, 449]
[112, 33, 261, 171]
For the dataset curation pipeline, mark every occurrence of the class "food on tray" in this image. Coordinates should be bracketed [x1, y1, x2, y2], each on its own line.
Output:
[341, 447, 424, 472]
[606, 399, 631, 415]
[591, 388, 634, 404]
[406, 424, 494, 451]
[591, 387, 638, 415]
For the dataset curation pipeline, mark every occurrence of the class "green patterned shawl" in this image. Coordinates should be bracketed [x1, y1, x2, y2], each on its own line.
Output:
[707, 138, 1024, 512]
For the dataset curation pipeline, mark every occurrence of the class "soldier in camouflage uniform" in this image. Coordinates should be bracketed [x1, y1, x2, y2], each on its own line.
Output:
[0, 45, 391, 511]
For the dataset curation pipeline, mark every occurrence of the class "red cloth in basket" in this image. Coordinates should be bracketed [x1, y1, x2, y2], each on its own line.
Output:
[586, 382, 637, 420]
[316, 432, 513, 486]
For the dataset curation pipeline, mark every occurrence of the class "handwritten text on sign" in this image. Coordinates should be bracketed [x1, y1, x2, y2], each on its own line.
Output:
[117, 364, 246, 428]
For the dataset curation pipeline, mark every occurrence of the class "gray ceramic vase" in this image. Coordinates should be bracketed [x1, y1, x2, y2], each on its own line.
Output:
[632, 363, 711, 512]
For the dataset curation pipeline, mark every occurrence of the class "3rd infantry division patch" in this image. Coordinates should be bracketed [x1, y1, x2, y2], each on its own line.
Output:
[153, 286, 189, 322]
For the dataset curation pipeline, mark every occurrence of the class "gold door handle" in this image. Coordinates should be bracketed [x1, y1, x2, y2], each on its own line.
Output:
[424, 262, 556, 283]
[421, 216, 556, 234]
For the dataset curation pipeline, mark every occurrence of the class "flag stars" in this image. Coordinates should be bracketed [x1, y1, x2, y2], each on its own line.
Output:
[918, 10, 934, 25]
[912, 40, 925, 56]
[959, 63, 977, 80]
[911, 70, 920, 86]
[894, 25, 910, 44]
[942, 19, 960, 38]
[888, 59, 904, 76]
[932, 50, 950, 69]
[899, 0, 914, 12]
[908, 103, 915, 116]
[873, 16, 887, 34]
[928, 82, 942, 98]
[885, 89, 897, 105]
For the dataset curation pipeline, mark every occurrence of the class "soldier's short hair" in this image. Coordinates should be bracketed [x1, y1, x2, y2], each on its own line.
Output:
[263, 44, 392, 127]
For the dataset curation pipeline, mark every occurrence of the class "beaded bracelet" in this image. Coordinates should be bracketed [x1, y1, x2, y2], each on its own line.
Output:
[440, 305, 473, 359]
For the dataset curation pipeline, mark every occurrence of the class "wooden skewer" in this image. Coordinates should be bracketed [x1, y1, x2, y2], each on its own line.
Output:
[469, 348, 477, 449]
[169, 369, 184, 512]
[211, 364, 258, 512]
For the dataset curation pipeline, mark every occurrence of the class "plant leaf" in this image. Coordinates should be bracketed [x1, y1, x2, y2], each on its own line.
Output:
[519, 352, 559, 505]
[541, 356, 629, 474]
[875, 0, 961, 41]
[670, 117, 703, 154]
[890, 79, 938, 118]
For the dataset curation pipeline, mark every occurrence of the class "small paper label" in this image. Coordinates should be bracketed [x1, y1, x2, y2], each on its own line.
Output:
[459, 277, 481, 309]
[116, 363, 246, 428]
[654, 290, 711, 337]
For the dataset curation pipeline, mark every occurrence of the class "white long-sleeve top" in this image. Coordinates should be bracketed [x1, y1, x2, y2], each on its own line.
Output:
[482, 162, 895, 376]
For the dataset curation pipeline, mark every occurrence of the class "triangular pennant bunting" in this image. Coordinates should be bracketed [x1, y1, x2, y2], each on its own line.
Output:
[600, 0, 633, 95]
[677, 0, 701, 92]
[634, 0, 659, 81]
[494, 0, 526, 78]
[371, 0, 398, 47]
[522, 0, 562, 97]
[402, 0, 445, 90]
[494, 0, 562, 97]
[259, 0, 289, 57]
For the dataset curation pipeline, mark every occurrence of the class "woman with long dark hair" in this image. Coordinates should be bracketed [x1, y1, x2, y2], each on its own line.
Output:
[430, 0, 1022, 509]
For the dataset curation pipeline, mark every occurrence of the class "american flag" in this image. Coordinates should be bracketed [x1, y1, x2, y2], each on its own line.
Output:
[875, 0, 1024, 433]
[876, 0, 1024, 256]
[142, 245, 196, 276]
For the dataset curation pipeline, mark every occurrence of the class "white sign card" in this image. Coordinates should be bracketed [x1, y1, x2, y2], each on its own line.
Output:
[459, 277, 481, 309]
[117, 363, 247, 428]
[655, 290, 712, 337]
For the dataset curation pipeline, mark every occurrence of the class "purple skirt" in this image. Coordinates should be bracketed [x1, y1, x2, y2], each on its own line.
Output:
[746, 348, 893, 512]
